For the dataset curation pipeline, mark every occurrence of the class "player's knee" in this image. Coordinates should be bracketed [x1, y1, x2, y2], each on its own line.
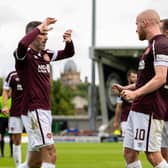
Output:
[28, 159, 41, 168]
[146, 152, 163, 166]
[46, 144, 56, 163]
[146, 152, 154, 163]
[124, 148, 138, 163]
[12, 134, 22, 145]
[28, 151, 42, 168]
[161, 148, 168, 162]
[124, 148, 133, 161]
[14, 139, 21, 145]
[52, 148, 56, 163]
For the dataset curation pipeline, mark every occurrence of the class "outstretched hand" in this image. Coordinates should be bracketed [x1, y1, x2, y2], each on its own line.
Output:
[63, 29, 72, 43]
[112, 83, 123, 96]
[38, 17, 57, 34]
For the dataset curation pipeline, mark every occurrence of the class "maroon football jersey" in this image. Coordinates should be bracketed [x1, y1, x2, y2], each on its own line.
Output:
[14, 28, 75, 114]
[116, 96, 132, 122]
[4, 71, 23, 116]
[121, 98, 132, 122]
[131, 35, 168, 120]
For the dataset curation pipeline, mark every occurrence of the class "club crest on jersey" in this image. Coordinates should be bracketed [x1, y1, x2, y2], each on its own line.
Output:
[138, 60, 145, 70]
[38, 64, 50, 73]
[47, 133, 52, 139]
[15, 77, 19, 81]
[17, 84, 23, 91]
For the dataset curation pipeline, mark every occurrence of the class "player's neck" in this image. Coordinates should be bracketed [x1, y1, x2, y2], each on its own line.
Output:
[146, 26, 162, 41]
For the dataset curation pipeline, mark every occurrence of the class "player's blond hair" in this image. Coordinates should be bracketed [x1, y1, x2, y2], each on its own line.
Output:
[137, 9, 160, 25]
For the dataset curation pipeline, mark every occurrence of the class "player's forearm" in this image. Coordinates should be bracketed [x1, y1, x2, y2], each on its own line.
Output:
[56, 41, 75, 60]
[123, 83, 136, 90]
[16, 28, 40, 58]
[114, 111, 121, 122]
[114, 104, 122, 121]
[134, 76, 166, 98]
[2, 90, 9, 107]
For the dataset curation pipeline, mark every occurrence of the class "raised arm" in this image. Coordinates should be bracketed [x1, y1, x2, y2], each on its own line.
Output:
[56, 29, 75, 60]
[15, 17, 56, 60]
[15, 28, 40, 59]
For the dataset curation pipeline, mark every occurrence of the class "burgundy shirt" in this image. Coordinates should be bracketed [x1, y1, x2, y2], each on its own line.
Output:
[131, 35, 168, 120]
[117, 96, 132, 122]
[4, 71, 23, 116]
[121, 99, 132, 122]
[14, 28, 75, 114]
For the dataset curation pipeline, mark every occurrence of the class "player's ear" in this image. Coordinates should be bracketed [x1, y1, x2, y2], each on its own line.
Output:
[142, 20, 148, 28]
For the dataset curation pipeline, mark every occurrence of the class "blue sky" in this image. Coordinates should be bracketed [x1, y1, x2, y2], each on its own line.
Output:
[0, 0, 167, 83]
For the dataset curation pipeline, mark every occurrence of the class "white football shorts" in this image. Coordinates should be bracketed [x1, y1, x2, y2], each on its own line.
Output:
[121, 121, 127, 137]
[124, 111, 164, 152]
[161, 121, 168, 148]
[8, 116, 23, 134]
[21, 109, 54, 151]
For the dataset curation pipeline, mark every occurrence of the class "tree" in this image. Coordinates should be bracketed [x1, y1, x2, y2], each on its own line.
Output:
[71, 83, 89, 98]
[51, 80, 75, 115]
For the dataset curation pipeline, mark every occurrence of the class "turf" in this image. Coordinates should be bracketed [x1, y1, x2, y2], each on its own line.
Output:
[0, 142, 152, 168]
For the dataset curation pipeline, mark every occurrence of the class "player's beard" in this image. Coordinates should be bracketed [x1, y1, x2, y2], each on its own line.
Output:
[34, 40, 45, 51]
[138, 29, 146, 41]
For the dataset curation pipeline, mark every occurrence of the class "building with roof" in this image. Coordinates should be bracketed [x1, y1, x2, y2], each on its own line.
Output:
[60, 60, 81, 87]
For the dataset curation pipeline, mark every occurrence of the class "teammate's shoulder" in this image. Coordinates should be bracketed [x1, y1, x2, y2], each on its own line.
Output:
[156, 35, 168, 45]
[154, 35, 168, 51]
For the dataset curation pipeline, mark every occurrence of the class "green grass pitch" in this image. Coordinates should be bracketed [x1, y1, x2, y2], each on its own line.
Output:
[0, 142, 152, 168]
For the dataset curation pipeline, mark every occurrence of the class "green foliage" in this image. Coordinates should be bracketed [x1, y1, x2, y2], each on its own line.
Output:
[51, 80, 75, 115]
[51, 80, 90, 115]
[72, 83, 89, 98]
